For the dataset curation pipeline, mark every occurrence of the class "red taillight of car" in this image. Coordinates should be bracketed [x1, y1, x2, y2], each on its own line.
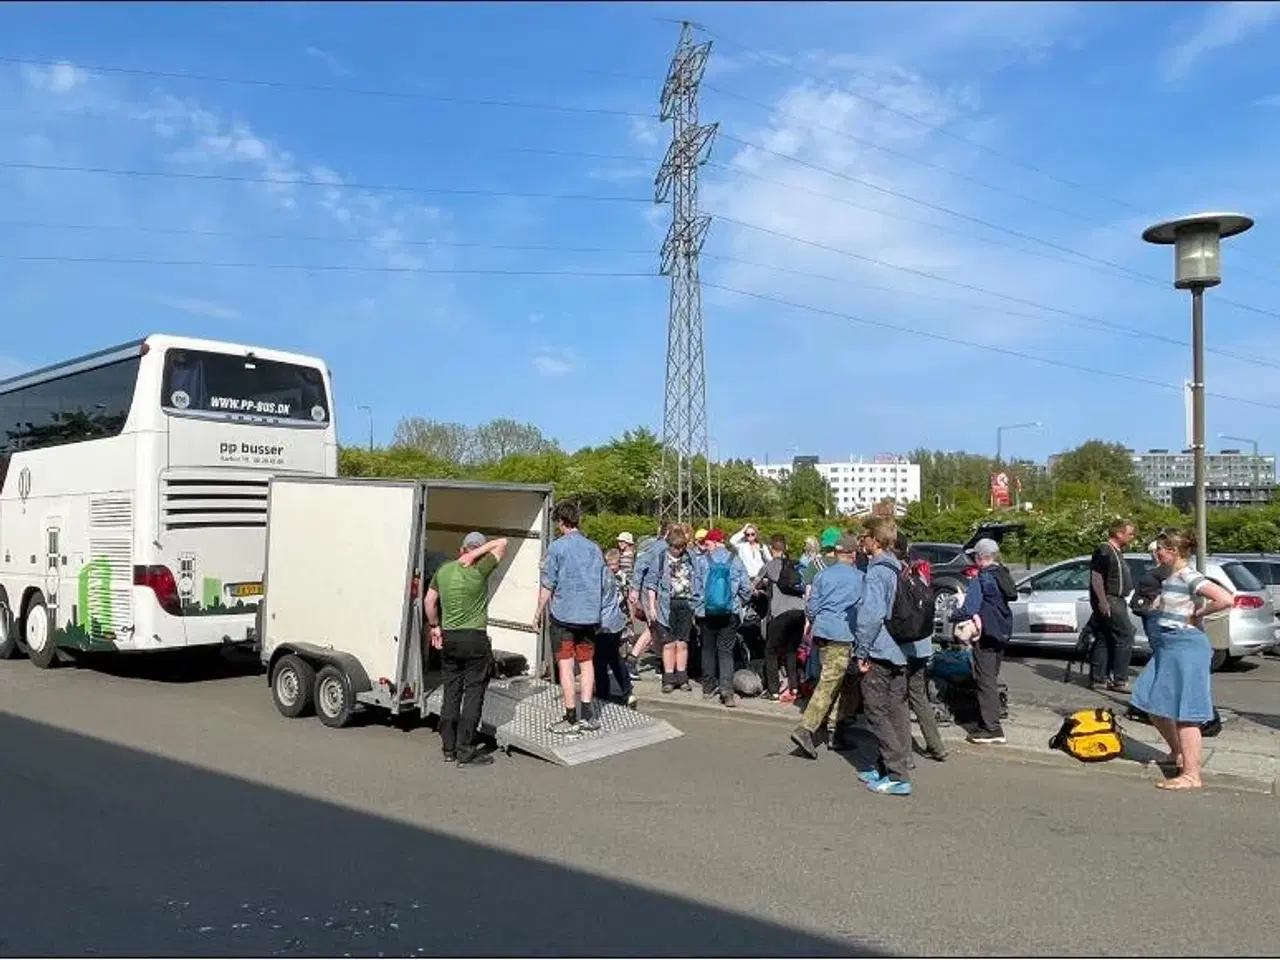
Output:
[133, 564, 183, 617]
[1234, 594, 1265, 609]
[963, 565, 979, 579]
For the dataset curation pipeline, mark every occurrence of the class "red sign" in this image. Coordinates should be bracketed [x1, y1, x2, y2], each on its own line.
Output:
[990, 472, 1011, 509]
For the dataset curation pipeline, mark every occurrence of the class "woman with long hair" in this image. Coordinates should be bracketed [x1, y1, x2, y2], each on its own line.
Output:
[1130, 529, 1232, 790]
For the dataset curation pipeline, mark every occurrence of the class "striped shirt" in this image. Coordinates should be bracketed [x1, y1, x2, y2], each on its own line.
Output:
[1158, 566, 1209, 631]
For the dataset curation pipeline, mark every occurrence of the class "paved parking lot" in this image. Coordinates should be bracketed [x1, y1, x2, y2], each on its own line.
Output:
[2, 651, 1279, 957]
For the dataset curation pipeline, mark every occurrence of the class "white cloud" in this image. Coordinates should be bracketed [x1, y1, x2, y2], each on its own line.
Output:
[1161, 1, 1280, 83]
[21, 61, 89, 94]
[304, 45, 352, 78]
[629, 115, 662, 148]
[532, 346, 577, 377]
[153, 296, 241, 321]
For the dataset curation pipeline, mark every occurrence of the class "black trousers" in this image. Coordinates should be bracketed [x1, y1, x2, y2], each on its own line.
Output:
[1089, 601, 1135, 684]
[972, 636, 1006, 736]
[861, 659, 912, 782]
[594, 631, 633, 700]
[700, 614, 739, 697]
[764, 609, 805, 696]
[439, 629, 493, 756]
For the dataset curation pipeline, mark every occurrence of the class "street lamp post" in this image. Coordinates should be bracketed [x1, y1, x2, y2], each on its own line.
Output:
[1143, 212, 1255, 574]
[995, 421, 1041, 464]
[357, 404, 374, 452]
[1219, 433, 1262, 501]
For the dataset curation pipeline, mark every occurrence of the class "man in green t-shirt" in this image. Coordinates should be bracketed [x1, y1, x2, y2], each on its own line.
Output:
[424, 531, 508, 767]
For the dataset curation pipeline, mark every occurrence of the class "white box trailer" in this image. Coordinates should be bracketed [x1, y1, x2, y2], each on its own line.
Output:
[256, 476, 681, 766]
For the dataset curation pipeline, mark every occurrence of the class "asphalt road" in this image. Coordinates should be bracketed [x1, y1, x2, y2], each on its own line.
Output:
[2, 652, 1279, 957]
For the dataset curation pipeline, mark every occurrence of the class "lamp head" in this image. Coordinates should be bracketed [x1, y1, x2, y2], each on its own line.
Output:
[1142, 212, 1254, 290]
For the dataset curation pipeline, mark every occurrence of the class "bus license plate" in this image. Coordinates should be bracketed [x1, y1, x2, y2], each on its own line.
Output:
[228, 582, 264, 599]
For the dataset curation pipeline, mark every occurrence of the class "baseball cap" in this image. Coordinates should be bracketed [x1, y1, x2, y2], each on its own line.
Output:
[820, 527, 841, 549]
[835, 533, 860, 554]
[462, 531, 487, 550]
[617, 532, 634, 545]
[705, 528, 725, 544]
[695, 528, 709, 541]
[972, 537, 1000, 558]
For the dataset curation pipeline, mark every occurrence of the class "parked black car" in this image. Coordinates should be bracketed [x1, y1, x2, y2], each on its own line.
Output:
[909, 521, 1027, 638]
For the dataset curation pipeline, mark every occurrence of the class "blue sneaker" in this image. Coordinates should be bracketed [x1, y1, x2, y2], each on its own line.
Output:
[856, 768, 884, 785]
[868, 778, 912, 796]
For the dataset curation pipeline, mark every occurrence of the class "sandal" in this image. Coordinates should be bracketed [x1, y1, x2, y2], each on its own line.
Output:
[1156, 774, 1202, 791]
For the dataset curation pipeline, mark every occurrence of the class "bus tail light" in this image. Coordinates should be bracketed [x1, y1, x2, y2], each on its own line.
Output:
[134, 565, 183, 617]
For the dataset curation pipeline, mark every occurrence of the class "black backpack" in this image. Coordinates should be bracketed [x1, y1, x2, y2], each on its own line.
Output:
[886, 565, 936, 643]
[776, 557, 805, 597]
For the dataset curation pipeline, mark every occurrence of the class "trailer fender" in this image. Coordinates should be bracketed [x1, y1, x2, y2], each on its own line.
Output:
[267, 643, 373, 695]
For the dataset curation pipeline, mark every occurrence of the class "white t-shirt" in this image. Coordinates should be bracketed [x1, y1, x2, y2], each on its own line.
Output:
[1158, 566, 1209, 631]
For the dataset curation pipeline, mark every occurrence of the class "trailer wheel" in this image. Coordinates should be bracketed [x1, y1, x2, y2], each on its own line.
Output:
[23, 594, 60, 670]
[315, 664, 355, 728]
[0, 598, 21, 660]
[271, 654, 316, 718]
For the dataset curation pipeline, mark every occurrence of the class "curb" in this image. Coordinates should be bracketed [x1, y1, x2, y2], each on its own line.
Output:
[635, 683, 1280, 796]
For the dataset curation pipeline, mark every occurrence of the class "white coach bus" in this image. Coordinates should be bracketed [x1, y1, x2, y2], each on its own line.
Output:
[0, 334, 337, 668]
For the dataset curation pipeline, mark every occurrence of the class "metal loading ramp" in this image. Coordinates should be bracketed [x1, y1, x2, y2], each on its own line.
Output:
[423, 676, 683, 766]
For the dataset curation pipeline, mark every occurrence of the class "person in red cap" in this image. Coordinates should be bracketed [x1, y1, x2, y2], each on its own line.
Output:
[696, 529, 753, 706]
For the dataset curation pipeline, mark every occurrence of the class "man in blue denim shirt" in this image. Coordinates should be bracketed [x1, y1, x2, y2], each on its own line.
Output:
[625, 523, 669, 678]
[537, 501, 606, 736]
[789, 533, 864, 760]
[853, 517, 913, 797]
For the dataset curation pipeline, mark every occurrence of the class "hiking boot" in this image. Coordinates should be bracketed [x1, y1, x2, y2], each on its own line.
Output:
[868, 778, 912, 796]
[789, 725, 819, 759]
[577, 714, 601, 732]
[547, 718, 582, 736]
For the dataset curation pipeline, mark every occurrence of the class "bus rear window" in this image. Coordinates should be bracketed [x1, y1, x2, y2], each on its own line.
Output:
[161, 349, 329, 424]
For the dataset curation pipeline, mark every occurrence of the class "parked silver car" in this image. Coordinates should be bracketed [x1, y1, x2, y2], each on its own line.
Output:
[1002, 553, 1278, 671]
[1219, 554, 1280, 611]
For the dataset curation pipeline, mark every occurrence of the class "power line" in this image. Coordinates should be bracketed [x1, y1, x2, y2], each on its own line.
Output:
[703, 280, 1280, 413]
[716, 131, 1280, 321]
[0, 217, 655, 255]
[696, 23, 1280, 277]
[0, 54, 657, 119]
[0, 159, 654, 204]
[4, 254, 658, 277]
[709, 212, 1280, 372]
[704, 159, 1141, 285]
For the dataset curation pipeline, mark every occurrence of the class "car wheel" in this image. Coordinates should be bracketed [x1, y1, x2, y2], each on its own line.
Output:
[1210, 648, 1228, 672]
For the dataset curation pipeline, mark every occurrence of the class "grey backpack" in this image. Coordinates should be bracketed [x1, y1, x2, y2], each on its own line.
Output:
[732, 668, 764, 697]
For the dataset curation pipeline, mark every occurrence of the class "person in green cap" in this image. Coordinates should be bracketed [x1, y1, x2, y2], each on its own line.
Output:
[803, 526, 842, 594]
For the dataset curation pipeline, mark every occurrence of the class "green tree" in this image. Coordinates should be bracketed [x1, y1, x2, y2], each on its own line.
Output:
[1050, 440, 1144, 502]
[781, 464, 834, 519]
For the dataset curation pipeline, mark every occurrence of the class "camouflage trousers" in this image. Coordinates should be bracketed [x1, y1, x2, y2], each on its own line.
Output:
[800, 640, 862, 734]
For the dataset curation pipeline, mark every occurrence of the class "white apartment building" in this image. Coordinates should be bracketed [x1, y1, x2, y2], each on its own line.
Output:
[755, 456, 921, 516]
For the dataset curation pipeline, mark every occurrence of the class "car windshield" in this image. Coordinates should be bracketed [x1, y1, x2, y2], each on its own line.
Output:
[1218, 561, 1264, 592]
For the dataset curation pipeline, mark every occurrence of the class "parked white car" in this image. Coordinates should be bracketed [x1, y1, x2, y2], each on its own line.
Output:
[1003, 553, 1278, 671]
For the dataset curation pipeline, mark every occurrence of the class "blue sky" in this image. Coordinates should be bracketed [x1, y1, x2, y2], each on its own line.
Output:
[3, 1, 1280, 467]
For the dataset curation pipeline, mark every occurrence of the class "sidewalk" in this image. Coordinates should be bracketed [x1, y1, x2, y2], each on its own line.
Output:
[631, 673, 1280, 795]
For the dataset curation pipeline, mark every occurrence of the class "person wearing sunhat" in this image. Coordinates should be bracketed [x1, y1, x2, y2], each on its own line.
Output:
[424, 530, 509, 767]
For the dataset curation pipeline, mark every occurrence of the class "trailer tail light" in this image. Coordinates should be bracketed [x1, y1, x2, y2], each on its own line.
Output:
[133, 565, 183, 617]
[1234, 594, 1265, 609]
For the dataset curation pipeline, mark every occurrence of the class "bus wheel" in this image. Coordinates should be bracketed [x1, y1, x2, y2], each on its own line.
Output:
[0, 599, 21, 660]
[23, 594, 60, 670]
[271, 654, 316, 719]
[314, 664, 355, 729]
